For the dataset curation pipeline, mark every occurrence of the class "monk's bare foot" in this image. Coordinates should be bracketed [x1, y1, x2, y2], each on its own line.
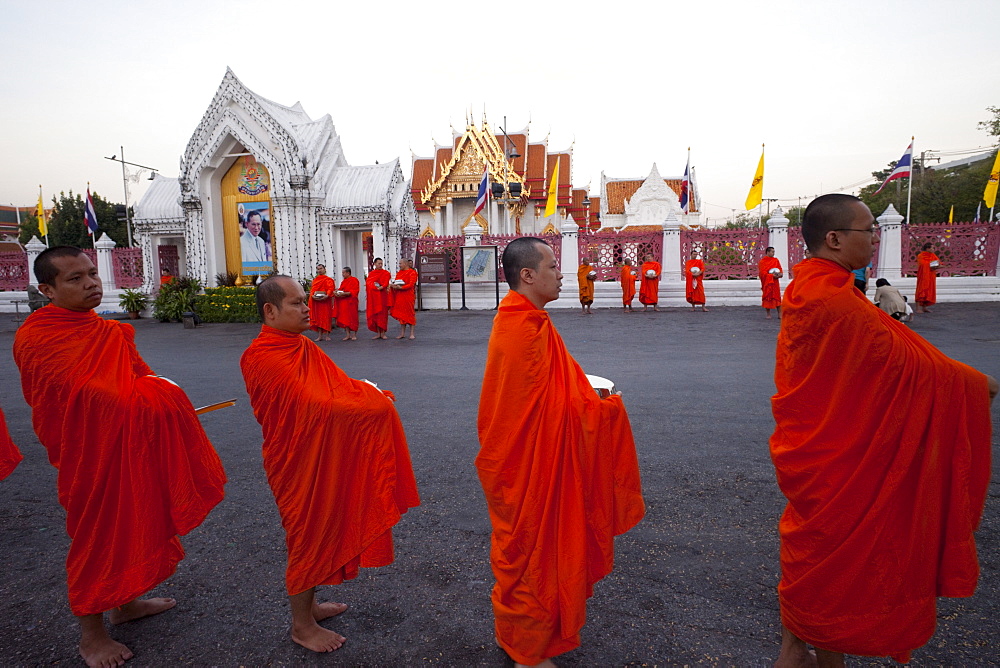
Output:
[396, 334, 405, 339]
[350, 335, 357, 340]
[372, 334, 381, 339]
[80, 635, 133, 668]
[342, 335, 351, 341]
[109, 598, 176, 624]
[291, 621, 345, 652]
[380, 334, 388, 339]
[409, 334, 416, 340]
[313, 601, 348, 621]
[766, 312, 772, 319]
[701, 307, 709, 311]
[776, 624, 822, 668]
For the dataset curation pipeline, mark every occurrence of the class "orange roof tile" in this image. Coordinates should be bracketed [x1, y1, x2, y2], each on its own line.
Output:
[434, 147, 453, 179]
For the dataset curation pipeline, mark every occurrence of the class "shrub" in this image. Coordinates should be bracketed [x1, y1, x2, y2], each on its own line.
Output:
[214, 271, 239, 287]
[193, 287, 260, 323]
[153, 277, 203, 322]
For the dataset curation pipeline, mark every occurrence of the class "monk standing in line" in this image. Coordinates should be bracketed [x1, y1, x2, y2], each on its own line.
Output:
[309, 264, 335, 341]
[619, 259, 637, 312]
[758, 246, 783, 318]
[770, 194, 996, 667]
[477, 237, 645, 667]
[915, 242, 941, 313]
[13, 246, 226, 668]
[390, 258, 417, 339]
[334, 267, 360, 341]
[241, 276, 419, 653]
[639, 253, 661, 312]
[365, 257, 391, 339]
[684, 250, 707, 312]
[577, 258, 595, 314]
[0, 405, 22, 481]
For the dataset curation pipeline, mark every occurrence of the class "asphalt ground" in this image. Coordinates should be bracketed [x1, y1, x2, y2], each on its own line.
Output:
[0, 300, 998, 667]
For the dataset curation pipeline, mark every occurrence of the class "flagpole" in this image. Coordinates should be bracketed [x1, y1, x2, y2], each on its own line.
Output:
[906, 136, 914, 224]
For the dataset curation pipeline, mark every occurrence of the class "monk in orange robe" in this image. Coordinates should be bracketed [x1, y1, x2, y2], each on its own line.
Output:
[0, 405, 22, 481]
[684, 250, 707, 311]
[619, 259, 637, 312]
[308, 264, 335, 341]
[366, 257, 391, 339]
[639, 253, 661, 311]
[334, 266, 360, 340]
[915, 242, 940, 313]
[13, 246, 226, 668]
[389, 258, 417, 339]
[242, 275, 419, 653]
[758, 246, 783, 318]
[477, 237, 645, 667]
[770, 195, 996, 668]
[576, 259, 595, 314]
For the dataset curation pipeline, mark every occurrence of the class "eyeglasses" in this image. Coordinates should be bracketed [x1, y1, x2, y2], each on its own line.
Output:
[831, 224, 879, 234]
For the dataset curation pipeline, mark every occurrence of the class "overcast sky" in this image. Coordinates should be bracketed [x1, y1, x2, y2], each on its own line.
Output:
[2, 0, 996, 224]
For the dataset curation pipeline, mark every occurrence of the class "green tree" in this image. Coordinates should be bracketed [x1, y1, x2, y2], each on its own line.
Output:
[19, 191, 131, 247]
[977, 105, 1000, 139]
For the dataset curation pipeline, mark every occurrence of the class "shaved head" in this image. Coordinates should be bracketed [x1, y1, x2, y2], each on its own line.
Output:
[255, 274, 294, 321]
[802, 194, 865, 253]
[35, 246, 87, 286]
[502, 237, 548, 289]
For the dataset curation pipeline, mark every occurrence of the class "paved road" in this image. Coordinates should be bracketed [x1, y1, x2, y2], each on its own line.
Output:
[0, 302, 997, 667]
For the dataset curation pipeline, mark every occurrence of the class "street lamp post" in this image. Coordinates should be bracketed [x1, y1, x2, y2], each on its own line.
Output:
[104, 146, 158, 247]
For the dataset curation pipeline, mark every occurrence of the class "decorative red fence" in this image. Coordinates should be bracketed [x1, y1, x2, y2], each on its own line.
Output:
[680, 228, 768, 279]
[787, 227, 879, 277]
[157, 245, 180, 276]
[483, 232, 562, 281]
[902, 222, 999, 277]
[112, 247, 144, 289]
[0, 252, 29, 290]
[578, 229, 663, 281]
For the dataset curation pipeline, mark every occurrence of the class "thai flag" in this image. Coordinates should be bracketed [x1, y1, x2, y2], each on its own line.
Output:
[84, 188, 100, 235]
[873, 141, 913, 195]
[679, 157, 691, 213]
[473, 166, 489, 215]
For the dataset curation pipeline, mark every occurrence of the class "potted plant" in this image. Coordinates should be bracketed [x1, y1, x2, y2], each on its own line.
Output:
[118, 289, 149, 319]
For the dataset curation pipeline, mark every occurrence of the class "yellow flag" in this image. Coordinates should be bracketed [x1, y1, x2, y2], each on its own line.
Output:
[948, 205, 954, 223]
[544, 158, 560, 217]
[36, 188, 48, 237]
[984, 148, 1000, 209]
[745, 146, 764, 210]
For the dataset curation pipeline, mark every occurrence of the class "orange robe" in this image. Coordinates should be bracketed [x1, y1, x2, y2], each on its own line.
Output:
[0, 406, 22, 481]
[13, 307, 226, 615]
[309, 274, 336, 333]
[639, 261, 660, 305]
[576, 265, 595, 305]
[476, 290, 645, 665]
[389, 268, 418, 326]
[770, 258, 991, 662]
[619, 265, 637, 305]
[366, 268, 392, 333]
[241, 326, 420, 595]
[915, 250, 939, 306]
[758, 256, 783, 308]
[685, 259, 706, 305]
[335, 276, 360, 332]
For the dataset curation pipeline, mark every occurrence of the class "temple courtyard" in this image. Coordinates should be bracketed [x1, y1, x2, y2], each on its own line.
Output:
[0, 302, 997, 666]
